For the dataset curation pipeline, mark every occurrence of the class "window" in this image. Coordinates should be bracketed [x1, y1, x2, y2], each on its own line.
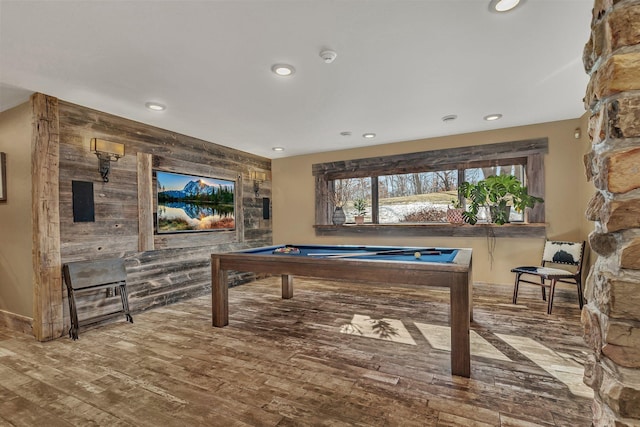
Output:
[378, 170, 458, 224]
[313, 138, 547, 231]
[333, 177, 372, 223]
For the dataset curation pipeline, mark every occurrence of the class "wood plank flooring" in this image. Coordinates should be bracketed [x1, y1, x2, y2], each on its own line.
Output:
[0, 278, 592, 426]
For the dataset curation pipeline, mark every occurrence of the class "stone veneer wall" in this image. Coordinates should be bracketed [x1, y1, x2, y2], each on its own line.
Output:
[582, 0, 640, 425]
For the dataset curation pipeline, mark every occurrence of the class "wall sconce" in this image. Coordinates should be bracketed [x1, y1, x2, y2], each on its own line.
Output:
[574, 127, 582, 139]
[251, 171, 267, 197]
[90, 138, 125, 182]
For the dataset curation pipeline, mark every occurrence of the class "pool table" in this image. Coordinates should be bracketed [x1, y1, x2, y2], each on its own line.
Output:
[211, 244, 473, 377]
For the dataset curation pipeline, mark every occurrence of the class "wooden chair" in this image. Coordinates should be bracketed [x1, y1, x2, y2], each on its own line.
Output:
[63, 257, 133, 340]
[511, 240, 585, 314]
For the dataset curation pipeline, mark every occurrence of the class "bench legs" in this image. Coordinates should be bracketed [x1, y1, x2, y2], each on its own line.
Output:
[68, 289, 80, 340]
[119, 284, 134, 323]
[67, 284, 133, 340]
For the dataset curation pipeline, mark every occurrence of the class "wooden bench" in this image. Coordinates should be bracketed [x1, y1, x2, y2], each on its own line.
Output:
[62, 257, 133, 340]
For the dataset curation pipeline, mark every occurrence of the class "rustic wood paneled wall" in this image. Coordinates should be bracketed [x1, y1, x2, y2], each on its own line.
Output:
[56, 99, 272, 333]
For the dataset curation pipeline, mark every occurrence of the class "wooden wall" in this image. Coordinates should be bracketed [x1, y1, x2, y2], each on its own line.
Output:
[57, 100, 272, 325]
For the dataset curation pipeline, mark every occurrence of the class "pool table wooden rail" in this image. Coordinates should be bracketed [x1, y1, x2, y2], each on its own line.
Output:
[211, 246, 472, 377]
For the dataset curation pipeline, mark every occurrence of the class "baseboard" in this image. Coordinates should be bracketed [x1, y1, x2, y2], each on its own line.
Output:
[474, 281, 513, 288]
[0, 309, 33, 335]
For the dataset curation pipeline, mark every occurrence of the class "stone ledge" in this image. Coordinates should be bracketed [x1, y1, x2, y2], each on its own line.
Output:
[314, 223, 547, 238]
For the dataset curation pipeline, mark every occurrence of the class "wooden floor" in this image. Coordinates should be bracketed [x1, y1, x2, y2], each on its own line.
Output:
[0, 278, 592, 426]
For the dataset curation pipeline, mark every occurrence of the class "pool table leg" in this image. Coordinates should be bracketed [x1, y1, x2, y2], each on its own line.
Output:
[469, 260, 474, 323]
[282, 274, 293, 299]
[212, 258, 229, 327]
[450, 275, 471, 378]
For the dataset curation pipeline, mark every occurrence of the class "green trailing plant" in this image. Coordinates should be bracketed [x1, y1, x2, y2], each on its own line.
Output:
[459, 175, 543, 225]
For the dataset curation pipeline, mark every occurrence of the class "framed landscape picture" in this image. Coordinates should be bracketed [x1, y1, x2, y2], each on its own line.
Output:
[156, 170, 235, 233]
[0, 152, 6, 202]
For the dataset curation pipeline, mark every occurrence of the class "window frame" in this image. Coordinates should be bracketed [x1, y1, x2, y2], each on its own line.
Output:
[313, 138, 547, 237]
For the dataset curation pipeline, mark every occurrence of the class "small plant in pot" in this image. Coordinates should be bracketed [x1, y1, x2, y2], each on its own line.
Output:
[352, 198, 367, 225]
[447, 198, 465, 224]
[459, 175, 543, 225]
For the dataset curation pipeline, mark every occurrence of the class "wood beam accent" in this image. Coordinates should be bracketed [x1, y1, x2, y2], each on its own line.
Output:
[31, 93, 63, 341]
[314, 175, 331, 225]
[312, 138, 548, 178]
[526, 153, 545, 223]
[137, 152, 154, 252]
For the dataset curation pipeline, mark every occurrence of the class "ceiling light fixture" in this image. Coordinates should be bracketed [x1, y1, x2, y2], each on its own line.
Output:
[490, 0, 521, 12]
[362, 133, 376, 139]
[145, 102, 166, 111]
[272, 147, 285, 152]
[442, 114, 458, 122]
[484, 114, 503, 121]
[340, 131, 352, 136]
[271, 64, 295, 76]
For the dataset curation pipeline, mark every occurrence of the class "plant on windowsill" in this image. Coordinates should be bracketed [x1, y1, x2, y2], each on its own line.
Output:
[459, 175, 543, 225]
[446, 198, 465, 224]
[459, 175, 544, 268]
[329, 180, 354, 226]
[352, 198, 367, 225]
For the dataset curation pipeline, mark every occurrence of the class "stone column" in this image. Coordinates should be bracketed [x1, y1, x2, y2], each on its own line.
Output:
[582, 1, 640, 425]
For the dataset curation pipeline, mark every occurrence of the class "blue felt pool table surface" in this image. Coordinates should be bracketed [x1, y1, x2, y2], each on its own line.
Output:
[238, 244, 459, 264]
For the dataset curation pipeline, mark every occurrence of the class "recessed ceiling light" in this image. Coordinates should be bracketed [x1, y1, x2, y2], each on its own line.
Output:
[362, 133, 376, 139]
[442, 114, 458, 122]
[340, 131, 352, 136]
[272, 147, 285, 152]
[271, 64, 295, 76]
[484, 114, 503, 121]
[145, 102, 166, 111]
[490, 0, 521, 12]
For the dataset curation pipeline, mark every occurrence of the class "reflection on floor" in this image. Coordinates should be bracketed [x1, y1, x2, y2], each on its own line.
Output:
[340, 314, 416, 345]
[340, 314, 591, 398]
[415, 322, 511, 362]
[496, 333, 593, 398]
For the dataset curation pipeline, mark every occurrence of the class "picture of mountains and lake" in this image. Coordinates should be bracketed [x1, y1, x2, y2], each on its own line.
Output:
[156, 171, 235, 233]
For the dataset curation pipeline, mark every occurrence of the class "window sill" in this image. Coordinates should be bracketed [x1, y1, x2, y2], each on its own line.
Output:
[314, 223, 546, 238]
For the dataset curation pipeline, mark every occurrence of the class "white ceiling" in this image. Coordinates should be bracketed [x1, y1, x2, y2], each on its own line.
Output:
[0, 0, 592, 159]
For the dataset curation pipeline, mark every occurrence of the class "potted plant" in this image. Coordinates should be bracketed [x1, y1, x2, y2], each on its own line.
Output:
[329, 180, 353, 225]
[352, 198, 367, 225]
[446, 198, 465, 224]
[459, 175, 543, 225]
